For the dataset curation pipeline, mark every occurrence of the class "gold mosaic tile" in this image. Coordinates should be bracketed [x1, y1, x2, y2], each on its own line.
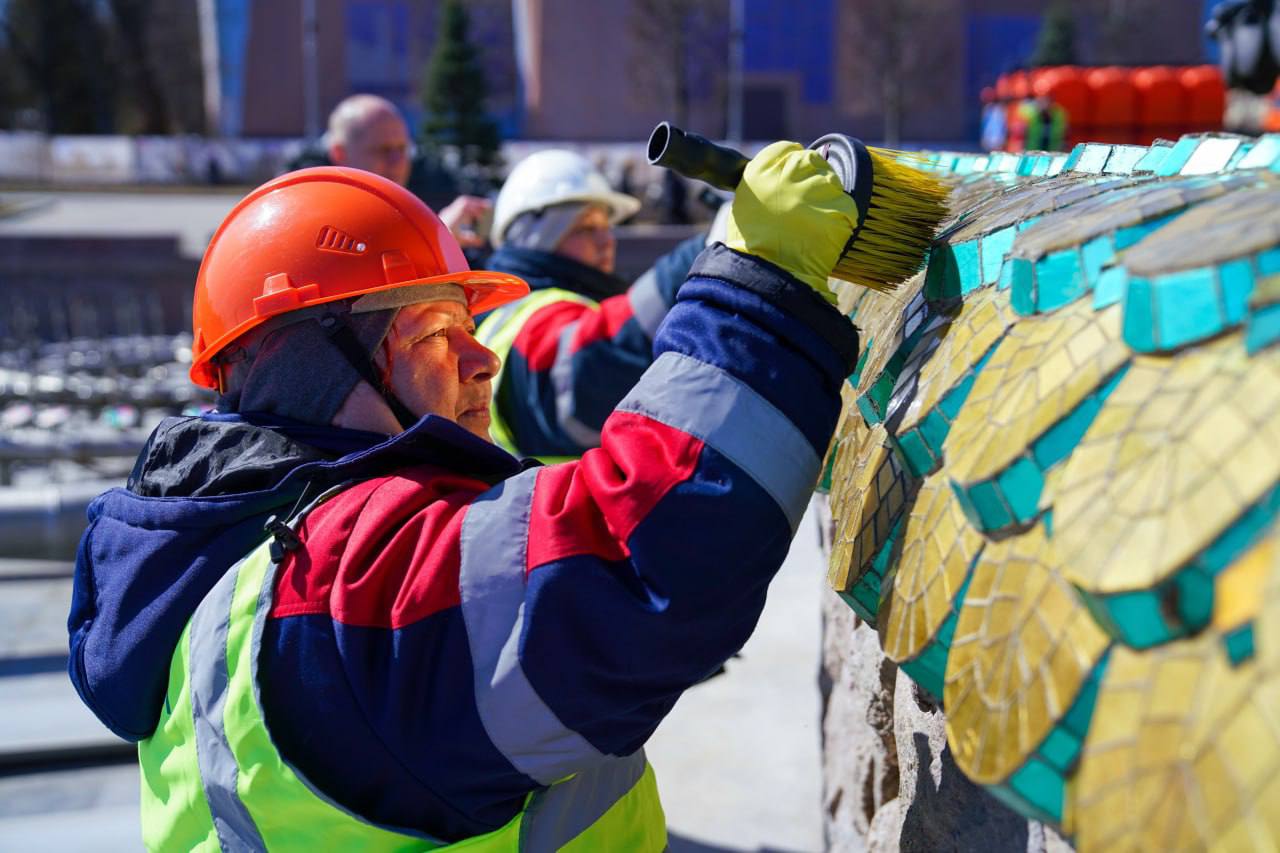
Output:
[1122, 184, 1280, 277]
[826, 420, 907, 593]
[945, 302, 1129, 485]
[1072, 577, 1280, 851]
[1055, 335, 1280, 594]
[881, 471, 984, 663]
[1213, 532, 1275, 634]
[943, 525, 1111, 785]
[894, 286, 1016, 437]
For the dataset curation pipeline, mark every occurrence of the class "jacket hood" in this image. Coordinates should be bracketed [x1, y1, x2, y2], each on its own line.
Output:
[68, 412, 523, 741]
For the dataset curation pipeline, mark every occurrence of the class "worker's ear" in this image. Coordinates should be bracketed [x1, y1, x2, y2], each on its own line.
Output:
[328, 143, 347, 167]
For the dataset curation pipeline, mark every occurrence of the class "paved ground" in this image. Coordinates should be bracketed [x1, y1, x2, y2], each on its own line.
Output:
[0, 506, 825, 851]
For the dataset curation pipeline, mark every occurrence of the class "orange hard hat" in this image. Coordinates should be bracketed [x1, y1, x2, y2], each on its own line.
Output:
[189, 166, 528, 389]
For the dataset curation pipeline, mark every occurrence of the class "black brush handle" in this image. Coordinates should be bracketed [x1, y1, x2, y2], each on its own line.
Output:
[646, 122, 748, 191]
[647, 123, 872, 226]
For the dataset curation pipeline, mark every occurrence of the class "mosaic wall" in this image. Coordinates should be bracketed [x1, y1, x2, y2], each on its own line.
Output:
[821, 132, 1280, 851]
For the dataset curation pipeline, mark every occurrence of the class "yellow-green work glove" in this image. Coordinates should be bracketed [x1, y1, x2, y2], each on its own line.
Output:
[725, 141, 861, 304]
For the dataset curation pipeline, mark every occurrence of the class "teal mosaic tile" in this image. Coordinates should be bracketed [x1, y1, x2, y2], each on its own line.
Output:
[1093, 267, 1129, 309]
[1124, 260, 1259, 353]
[925, 242, 962, 300]
[1132, 143, 1172, 174]
[1226, 142, 1255, 171]
[1030, 155, 1053, 177]
[1153, 268, 1223, 350]
[849, 340, 873, 388]
[1220, 260, 1254, 325]
[1072, 144, 1112, 175]
[1005, 757, 1064, 824]
[1247, 303, 1280, 354]
[1113, 212, 1181, 250]
[1103, 145, 1147, 175]
[1035, 250, 1088, 313]
[954, 239, 983, 294]
[1236, 134, 1280, 170]
[981, 227, 1017, 286]
[1259, 247, 1280, 276]
[1081, 235, 1115, 283]
[893, 428, 936, 477]
[1010, 259, 1035, 315]
[1017, 155, 1039, 177]
[999, 457, 1046, 525]
[1153, 136, 1201, 177]
[998, 262, 1015, 291]
[1061, 144, 1086, 172]
[1038, 726, 1080, 773]
[1046, 154, 1069, 176]
[1223, 623, 1257, 666]
[953, 366, 1128, 534]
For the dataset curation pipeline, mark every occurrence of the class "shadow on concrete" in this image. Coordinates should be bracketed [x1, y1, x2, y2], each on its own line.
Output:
[898, 734, 1029, 852]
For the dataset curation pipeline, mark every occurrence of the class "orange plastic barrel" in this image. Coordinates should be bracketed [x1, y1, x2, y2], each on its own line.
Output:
[1179, 65, 1226, 132]
[1008, 70, 1032, 100]
[1086, 66, 1137, 144]
[1035, 66, 1090, 147]
[996, 73, 1016, 102]
[1133, 66, 1188, 144]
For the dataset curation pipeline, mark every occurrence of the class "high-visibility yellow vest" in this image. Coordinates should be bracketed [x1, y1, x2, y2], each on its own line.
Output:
[475, 288, 596, 464]
[138, 519, 665, 851]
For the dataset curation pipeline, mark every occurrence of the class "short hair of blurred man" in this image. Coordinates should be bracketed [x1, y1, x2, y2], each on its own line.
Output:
[326, 94, 414, 187]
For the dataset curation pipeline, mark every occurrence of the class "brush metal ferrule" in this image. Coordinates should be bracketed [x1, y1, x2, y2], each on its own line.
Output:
[807, 134, 873, 233]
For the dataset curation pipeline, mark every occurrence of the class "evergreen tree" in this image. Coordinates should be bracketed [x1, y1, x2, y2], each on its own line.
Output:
[1029, 1, 1077, 68]
[421, 0, 500, 168]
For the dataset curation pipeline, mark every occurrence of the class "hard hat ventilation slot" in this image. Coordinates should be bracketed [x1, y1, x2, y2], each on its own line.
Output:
[316, 225, 367, 254]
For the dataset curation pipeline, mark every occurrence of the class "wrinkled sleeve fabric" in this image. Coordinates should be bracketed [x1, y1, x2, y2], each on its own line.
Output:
[499, 235, 704, 456]
[261, 243, 859, 838]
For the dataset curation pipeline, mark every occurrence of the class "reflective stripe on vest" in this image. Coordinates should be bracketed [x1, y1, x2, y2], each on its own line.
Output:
[475, 289, 596, 464]
[138, 488, 665, 850]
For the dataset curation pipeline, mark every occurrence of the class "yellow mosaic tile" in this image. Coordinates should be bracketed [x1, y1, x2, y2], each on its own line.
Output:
[826, 421, 906, 593]
[1208, 532, 1269, 630]
[880, 471, 984, 662]
[895, 287, 1016, 437]
[943, 525, 1111, 785]
[1071, 560, 1280, 851]
[945, 301, 1129, 485]
[1055, 336, 1280, 594]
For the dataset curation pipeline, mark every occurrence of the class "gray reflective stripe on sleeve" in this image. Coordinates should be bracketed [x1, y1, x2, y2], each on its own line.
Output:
[614, 351, 820, 533]
[628, 269, 669, 340]
[519, 751, 648, 850]
[459, 468, 606, 785]
[550, 321, 604, 449]
[188, 559, 268, 853]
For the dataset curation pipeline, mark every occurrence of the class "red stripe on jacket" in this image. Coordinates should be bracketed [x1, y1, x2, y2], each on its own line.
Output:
[526, 412, 703, 572]
[511, 294, 636, 373]
[270, 467, 489, 629]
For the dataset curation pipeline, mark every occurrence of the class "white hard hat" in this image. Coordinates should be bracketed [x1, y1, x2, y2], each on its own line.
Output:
[491, 149, 641, 247]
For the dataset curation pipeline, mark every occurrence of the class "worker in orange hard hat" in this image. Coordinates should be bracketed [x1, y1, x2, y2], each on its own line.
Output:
[68, 150, 863, 848]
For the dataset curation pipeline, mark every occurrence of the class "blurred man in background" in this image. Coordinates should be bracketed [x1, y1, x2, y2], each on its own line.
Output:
[326, 93, 490, 248]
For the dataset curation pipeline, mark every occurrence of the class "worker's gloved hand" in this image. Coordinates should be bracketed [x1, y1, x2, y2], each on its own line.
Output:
[724, 141, 861, 304]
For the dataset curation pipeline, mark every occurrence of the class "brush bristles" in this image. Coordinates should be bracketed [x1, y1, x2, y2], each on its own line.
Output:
[832, 147, 952, 293]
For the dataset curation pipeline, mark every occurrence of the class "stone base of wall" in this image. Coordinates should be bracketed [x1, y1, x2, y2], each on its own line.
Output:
[815, 495, 1073, 853]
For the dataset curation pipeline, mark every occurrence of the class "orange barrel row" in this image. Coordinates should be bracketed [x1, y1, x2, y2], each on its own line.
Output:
[996, 65, 1225, 150]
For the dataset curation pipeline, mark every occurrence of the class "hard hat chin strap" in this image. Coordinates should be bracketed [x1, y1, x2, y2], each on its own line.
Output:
[322, 316, 421, 431]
